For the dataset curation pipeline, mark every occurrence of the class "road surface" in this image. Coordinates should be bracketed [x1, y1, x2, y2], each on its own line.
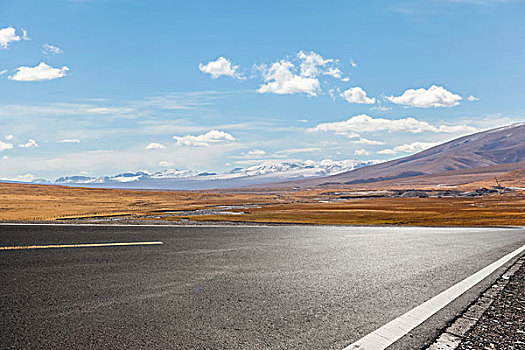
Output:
[0, 224, 523, 349]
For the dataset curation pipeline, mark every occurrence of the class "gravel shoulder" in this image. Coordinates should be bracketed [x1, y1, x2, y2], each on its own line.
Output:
[428, 256, 525, 350]
[457, 258, 525, 350]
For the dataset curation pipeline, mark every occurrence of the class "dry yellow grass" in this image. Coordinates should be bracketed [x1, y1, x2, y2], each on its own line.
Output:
[179, 197, 525, 226]
[1, 182, 524, 226]
[0, 182, 281, 221]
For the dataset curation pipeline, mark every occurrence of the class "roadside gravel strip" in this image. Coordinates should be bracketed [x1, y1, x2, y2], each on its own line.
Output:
[427, 257, 525, 350]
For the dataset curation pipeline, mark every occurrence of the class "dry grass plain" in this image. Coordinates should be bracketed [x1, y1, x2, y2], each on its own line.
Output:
[181, 197, 525, 226]
[0, 182, 280, 221]
[0, 182, 524, 226]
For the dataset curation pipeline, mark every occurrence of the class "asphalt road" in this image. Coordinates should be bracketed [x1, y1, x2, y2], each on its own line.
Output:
[1, 224, 524, 350]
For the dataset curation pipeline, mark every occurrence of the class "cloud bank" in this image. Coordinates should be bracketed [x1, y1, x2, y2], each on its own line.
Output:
[309, 114, 476, 136]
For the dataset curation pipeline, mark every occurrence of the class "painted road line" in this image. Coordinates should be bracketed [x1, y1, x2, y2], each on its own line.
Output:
[343, 243, 525, 350]
[0, 241, 164, 250]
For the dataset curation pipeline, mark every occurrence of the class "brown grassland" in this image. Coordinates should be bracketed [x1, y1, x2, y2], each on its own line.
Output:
[0, 182, 524, 226]
[181, 197, 525, 226]
[0, 182, 278, 221]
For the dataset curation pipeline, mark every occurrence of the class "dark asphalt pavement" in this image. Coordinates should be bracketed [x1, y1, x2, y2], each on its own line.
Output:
[0, 224, 524, 349]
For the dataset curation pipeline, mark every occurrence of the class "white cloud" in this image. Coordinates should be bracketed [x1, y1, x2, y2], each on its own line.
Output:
[0, 27, 20, 49]
[42, 43, 63, 55]
[246, 149, 266, 156]
[0, 141, 13, 152]
[9, 62, 69, 82]
[0, 69, 7, 75]
[340, 87, 376, 104]
[2, 174, 35, 182]
[21, 29, 29, 41]
[173, 130, 235, 147]
[2, 155, 8, 160]
[344, 132, 361, 139]
[276, 147, 322, 154]
[19, 139, 38, 148]
[256, 51, 347, 96]
[386, 85, 462, 108]
[257, 60, 320, 96]
[378, 142, 439, 155]
[297, 51, 348, 81]
[5, 134, 15, 141]
[350, 59, 357, 68]
[323, 67, 344, 79]
[87, 107, 135, 115]
[328, 87, 340, 100]
[309, 114, 476, 135]
[199, 57, 243, 79]
[351, 138, 384, 145]
[145, 142, 166, 150]
[370, 105, 392, 111]
[354, 149, 370, 156]
[376, 148, 396, 155]
[60, 139, 80, 143]
[0, 103, 139, 119]
[158, 161, 173, 167]
[297, 50, 335, 77]
[468, 95, 479, 101]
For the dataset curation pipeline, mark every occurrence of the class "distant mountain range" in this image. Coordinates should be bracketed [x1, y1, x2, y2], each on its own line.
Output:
[292, 123, 525, 188]
[16, 123, 525, 190]
[32, 159, 377, 190]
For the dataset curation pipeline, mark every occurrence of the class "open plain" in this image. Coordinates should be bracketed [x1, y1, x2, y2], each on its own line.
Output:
[1, 182, 524, 226]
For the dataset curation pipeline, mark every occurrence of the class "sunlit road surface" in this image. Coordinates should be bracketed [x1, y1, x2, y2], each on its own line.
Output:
[1, 224, 523, 349]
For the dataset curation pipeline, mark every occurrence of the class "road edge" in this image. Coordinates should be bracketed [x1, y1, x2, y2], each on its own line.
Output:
[425, 255, 525, 350]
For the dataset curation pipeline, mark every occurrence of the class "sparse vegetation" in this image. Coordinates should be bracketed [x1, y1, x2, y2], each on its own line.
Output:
[1, 182, 524, 226]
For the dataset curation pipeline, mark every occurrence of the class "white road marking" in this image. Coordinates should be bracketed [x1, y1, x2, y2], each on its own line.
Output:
[0, 241, 163, 250]
[343, 243, 525, 350]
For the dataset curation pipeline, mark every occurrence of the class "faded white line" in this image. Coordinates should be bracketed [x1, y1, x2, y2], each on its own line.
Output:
[343, 243, 525, 350]
[0, 241, 163, 250]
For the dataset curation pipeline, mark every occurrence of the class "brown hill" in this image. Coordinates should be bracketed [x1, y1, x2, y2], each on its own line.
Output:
[295, 123, 525, 187]
[462, 167, 525, 189]
[306, 162, 524, 190]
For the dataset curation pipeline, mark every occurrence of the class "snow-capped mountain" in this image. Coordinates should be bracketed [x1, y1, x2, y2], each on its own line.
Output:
[53, 170, 207, 185]
[41, 159, 377, 190]
[222, 159, 371, 179]
[148, 169, 205, 179]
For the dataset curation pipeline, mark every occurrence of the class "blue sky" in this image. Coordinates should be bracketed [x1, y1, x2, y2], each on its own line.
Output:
[0, 0, 524, 180]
